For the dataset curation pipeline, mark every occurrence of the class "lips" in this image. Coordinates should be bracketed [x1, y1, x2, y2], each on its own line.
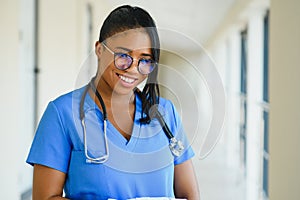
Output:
[117, 73, 137, 84]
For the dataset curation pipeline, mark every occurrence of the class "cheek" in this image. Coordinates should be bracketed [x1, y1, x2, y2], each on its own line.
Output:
[138, 75, 148, 84]
[99, 60, 114, 75]
[99, 54, 114, 69]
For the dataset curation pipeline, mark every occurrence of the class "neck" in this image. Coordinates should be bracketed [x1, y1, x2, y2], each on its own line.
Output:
[92, 76, 135, 106]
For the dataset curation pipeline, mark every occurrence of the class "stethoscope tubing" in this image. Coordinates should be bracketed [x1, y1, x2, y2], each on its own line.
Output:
[80, 81, 109, 163]
[79, 78, 184, 163]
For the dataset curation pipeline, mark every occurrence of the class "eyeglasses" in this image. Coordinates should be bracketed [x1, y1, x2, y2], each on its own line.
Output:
[102, 43, 157, 75]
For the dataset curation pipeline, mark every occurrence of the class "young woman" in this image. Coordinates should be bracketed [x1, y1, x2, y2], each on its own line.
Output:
[27, 5, 200, 200]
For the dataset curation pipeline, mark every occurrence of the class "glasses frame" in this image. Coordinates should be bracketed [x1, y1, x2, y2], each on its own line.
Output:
[102, 43, 157, 75]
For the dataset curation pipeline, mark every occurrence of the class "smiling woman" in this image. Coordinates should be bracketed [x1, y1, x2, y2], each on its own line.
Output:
[94, 29, 153, 139]
[26, 5, 200, 200]
[95, 29, 152, 96]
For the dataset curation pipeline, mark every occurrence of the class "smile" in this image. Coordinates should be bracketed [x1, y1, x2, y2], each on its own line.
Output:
[118, 74, 136, 84]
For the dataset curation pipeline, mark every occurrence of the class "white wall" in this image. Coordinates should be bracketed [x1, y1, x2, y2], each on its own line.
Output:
[37, 0, 111, 116]
[18, 0, 36, 195]
[269, 0, 300, 199]
[225, 28, 241, 171]
[0, 0, 21, 199]
[38, 0, 83, 116]
[245, 8, 265, 200]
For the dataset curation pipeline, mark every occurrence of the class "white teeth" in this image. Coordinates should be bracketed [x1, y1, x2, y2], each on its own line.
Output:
[119, 75, 135, 83]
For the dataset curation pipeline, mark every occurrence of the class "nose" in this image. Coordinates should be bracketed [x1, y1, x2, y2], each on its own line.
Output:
[127, 58, 140, 73]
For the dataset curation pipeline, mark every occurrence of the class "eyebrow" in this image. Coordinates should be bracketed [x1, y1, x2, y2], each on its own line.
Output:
[115, 46, 153, 57]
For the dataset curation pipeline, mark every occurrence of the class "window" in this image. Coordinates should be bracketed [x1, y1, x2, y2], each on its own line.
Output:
[262, 11, 269, 199]
[240, 29, 248, 173]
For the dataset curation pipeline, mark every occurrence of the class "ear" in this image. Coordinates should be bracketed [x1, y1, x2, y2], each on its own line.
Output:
[95, 41, 102, 59]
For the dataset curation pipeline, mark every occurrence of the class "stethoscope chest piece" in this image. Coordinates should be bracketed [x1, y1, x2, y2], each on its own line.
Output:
[149, 105, 185, 157]
[169, 137, 184, 157]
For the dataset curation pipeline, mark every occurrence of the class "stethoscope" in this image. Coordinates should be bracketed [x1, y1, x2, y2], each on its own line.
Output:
[79, 78, 184, 164]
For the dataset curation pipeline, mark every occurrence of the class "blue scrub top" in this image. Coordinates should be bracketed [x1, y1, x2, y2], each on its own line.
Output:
[26, 86, 194, 200]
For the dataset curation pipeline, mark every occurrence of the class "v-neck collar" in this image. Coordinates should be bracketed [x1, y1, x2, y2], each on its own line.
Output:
[83, 87, 142, 150]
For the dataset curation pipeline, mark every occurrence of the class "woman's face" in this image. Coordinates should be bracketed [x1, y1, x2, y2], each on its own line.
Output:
[96, 29, 152, 96]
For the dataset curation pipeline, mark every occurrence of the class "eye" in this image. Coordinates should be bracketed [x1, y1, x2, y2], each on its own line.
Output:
[139, 58, 153, 65]
[115, 53, 130, 58]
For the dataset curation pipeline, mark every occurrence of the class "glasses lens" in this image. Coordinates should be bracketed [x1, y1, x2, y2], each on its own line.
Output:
[114, 53, 132, 70]
[138, 59, 156, 75]
[114, 53, 156, 75]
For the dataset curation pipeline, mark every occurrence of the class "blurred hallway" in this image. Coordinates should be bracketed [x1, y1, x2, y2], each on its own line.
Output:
[194, 142, 246, 200]
[1, 0, 300, 200]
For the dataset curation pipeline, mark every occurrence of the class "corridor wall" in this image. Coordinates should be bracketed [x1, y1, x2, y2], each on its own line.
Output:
[269, 0, 300, 199]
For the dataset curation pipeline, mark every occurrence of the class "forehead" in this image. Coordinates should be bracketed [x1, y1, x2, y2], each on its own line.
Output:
[106, 29, 152, 51]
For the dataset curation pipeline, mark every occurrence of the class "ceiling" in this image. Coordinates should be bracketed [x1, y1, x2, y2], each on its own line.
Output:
[106, 0, 237, 50]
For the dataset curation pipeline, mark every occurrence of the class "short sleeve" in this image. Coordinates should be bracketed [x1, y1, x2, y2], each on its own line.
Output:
[26, 101, 72, 173]
[164, 100, 195, 165]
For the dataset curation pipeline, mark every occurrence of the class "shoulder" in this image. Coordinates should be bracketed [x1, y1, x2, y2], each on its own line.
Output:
[52, 86, 85, 106]
[156, 97, 182, 128]
[48, 86, 86, 112]
[158, 97, 178, 116]
[158, 97, 173, 107]
[41, 86, 87, 123]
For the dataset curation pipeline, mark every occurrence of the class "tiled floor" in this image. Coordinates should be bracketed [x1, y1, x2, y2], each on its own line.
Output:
[193, 143, 246, 200]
